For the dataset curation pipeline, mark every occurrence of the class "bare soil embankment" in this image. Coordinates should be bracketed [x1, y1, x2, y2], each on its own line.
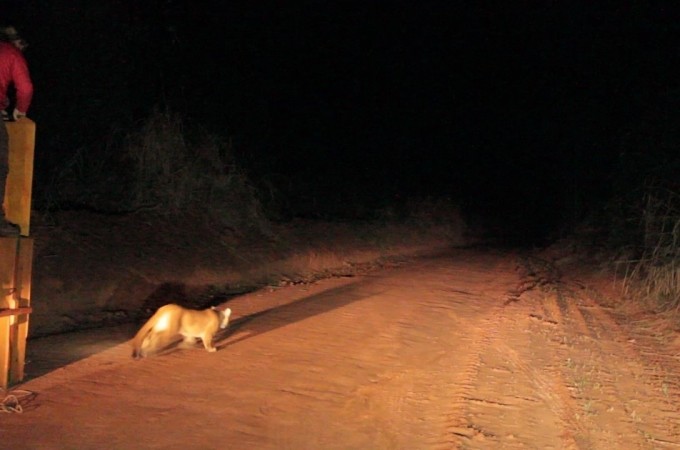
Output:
[28, 210, 464, 336]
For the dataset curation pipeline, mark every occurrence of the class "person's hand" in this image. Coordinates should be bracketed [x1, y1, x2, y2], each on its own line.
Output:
[1, 110, 8, 121]
[12, 109, 26, 121]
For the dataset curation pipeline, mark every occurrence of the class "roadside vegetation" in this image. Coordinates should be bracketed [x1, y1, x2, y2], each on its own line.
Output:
[37, 107, 466, 239]
[37, 109, 270, 234]
[610, 183, 680, 320]
[598, 100, 680, 322]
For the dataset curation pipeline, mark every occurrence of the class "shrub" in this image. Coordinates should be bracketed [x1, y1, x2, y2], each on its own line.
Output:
[621, 187, 680, 310]
[38, 108, 269, 235]
[124, 109, 269, 233]
[605, 96, 680, 311]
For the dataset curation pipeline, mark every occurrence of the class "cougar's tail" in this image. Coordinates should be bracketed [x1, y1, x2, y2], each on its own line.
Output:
[131, 316, 157, 359]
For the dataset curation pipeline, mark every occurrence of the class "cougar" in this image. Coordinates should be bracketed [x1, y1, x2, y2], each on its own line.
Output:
[131, 304, 231, 359]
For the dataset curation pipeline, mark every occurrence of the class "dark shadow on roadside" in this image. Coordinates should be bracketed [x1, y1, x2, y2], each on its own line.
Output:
[214, 279, 386, 350]
[22, 323, 139, 382]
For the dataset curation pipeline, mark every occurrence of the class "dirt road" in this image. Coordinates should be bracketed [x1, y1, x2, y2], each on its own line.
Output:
[2, 249, 680, 449]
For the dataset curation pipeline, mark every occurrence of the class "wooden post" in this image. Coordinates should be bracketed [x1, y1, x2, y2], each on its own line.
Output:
[10, 238, 33, 384]
[4, 119, 36, 237]
[0, 237, 17, 388]
[0, 118, 35, 388]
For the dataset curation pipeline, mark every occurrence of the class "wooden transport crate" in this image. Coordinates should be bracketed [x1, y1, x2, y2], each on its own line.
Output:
[1, 118, 35, 388]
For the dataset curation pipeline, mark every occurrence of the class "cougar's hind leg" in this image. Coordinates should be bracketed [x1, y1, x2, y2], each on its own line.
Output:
[182, 335, 197, 344]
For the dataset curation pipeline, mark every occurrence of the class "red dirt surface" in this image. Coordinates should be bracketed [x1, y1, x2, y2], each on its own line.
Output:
[2, 249, 680, 449]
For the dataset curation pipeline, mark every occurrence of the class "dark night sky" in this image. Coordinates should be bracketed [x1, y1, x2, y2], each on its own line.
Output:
[3, 1, 679, 236]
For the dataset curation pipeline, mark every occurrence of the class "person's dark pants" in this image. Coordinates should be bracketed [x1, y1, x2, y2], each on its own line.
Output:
[0, 121, 8, 220]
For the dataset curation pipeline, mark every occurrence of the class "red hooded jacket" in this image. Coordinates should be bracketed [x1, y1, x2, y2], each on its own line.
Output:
[0, 41, 33, 113]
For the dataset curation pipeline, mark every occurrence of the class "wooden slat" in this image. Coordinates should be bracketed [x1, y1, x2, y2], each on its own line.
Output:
[10, 238, 33, 383]
[0, 237, 18, 388]
[0, 307, 32, 318]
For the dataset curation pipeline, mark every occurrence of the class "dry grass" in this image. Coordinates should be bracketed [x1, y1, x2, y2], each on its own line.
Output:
[125, 109, 269, 233]
[619, 188, 680, 313]
[40, 108, 269, 236]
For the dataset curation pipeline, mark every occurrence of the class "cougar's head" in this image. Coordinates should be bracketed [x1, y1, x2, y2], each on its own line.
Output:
[219, 308, 232, 329]
[211, 306, 232, 329]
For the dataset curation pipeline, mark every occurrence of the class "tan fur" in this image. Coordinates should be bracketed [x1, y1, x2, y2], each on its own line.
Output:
[131, 304, 231, 359]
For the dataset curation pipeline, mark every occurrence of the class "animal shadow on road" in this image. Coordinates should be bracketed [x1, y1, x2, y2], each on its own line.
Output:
[215, 280, 385, 349]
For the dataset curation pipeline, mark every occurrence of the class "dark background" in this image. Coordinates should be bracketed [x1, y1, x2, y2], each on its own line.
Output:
[2, 1, 678, 242]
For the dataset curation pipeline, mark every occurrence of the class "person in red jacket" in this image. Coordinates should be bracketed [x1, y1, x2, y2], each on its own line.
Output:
[0, 26, 33, 236]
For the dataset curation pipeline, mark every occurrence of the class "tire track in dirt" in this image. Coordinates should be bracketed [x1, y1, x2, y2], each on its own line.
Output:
[438, 254, 596, 449]
[432, 300, 510, 448]
[411, 253, 584, 449]
[431, 254, 528, 448]
[333, 253, 524, 449]
[576, 293, 680, 448]
[526, 255, 680, 449]
[542, 291, 650, 448]
[461, 292, 586, 449]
